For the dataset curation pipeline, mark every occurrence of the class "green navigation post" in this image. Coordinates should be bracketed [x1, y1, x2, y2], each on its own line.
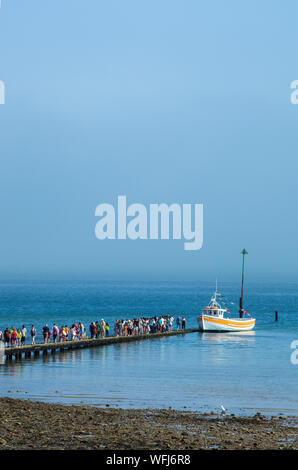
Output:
[239, 249, 248, 318]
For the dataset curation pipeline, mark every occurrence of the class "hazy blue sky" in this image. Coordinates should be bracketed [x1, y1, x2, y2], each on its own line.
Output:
[0, 1, 297, 280]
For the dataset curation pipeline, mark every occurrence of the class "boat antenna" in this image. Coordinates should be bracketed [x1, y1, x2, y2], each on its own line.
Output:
[213, 278, 218, 299]
[239, 249, 248, 318]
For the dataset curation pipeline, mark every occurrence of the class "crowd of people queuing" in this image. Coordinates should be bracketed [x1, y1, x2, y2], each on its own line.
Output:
[0, 315, 186, 347]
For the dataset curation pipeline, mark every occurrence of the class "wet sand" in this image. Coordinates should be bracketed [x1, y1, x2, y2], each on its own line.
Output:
[0, 398, 296, 450]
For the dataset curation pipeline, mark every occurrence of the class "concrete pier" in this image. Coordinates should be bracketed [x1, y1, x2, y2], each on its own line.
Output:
[3, 328, 199, 361]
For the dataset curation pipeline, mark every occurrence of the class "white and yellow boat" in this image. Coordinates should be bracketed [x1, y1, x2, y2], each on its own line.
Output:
[197, 291, 255, 332]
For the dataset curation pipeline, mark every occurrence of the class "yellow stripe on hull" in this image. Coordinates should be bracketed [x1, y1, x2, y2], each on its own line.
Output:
[198, 315, 255, 332]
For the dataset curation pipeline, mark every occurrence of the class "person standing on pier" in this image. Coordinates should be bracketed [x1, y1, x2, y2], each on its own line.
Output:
[100, 319, 106, 338]
[52, 324, 59, 343]
[176, 316, 181, 330]
[70, 325, 76, 340]
[59, 326, 67, 342]
[89, 322, 96, 339]
[65, 325, 69, 340]
[30, 325, 36, 344]
[42, 324, 50, 344]
[4, 328, 10, 347]
[21, 325, 27, 345]
[11, 328, 17, 347]
[17, 329, 22, 346]
[77, 325, 83, 339]
[79, 322, 86, 339]
[181, 316, 186, 330]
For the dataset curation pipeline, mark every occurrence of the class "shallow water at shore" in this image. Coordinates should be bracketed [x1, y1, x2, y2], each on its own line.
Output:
[0, 280, 297, 416]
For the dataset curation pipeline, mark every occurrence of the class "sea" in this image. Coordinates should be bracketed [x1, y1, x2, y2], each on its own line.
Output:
[0, 280, 297, 416]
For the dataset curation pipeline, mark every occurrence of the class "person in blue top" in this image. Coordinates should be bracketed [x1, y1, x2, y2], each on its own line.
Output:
[176, 315, 181, 330]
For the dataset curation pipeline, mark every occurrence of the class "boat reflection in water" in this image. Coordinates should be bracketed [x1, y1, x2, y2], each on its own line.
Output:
[200, 330, 256, 343]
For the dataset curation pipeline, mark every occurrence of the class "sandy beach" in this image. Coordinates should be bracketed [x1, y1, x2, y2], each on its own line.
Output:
[0, 398, 296, 450]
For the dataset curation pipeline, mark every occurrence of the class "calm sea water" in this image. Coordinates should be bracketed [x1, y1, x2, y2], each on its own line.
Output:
[0, 280, 297, 416]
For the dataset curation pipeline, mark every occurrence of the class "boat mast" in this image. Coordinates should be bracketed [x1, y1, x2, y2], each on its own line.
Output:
[239, 249, 248, 318]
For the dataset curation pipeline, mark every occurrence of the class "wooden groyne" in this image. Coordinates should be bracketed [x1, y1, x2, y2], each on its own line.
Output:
[3, 328, 199, 361]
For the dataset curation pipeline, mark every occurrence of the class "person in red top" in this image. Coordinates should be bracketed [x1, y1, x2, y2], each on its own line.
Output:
[11, 328, 17, 347]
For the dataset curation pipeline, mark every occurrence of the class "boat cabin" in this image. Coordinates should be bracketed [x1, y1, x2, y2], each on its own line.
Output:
[203, 295, 226, 318]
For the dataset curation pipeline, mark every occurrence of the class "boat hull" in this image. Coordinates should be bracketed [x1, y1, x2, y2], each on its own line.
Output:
[198, 314, 255, 332]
